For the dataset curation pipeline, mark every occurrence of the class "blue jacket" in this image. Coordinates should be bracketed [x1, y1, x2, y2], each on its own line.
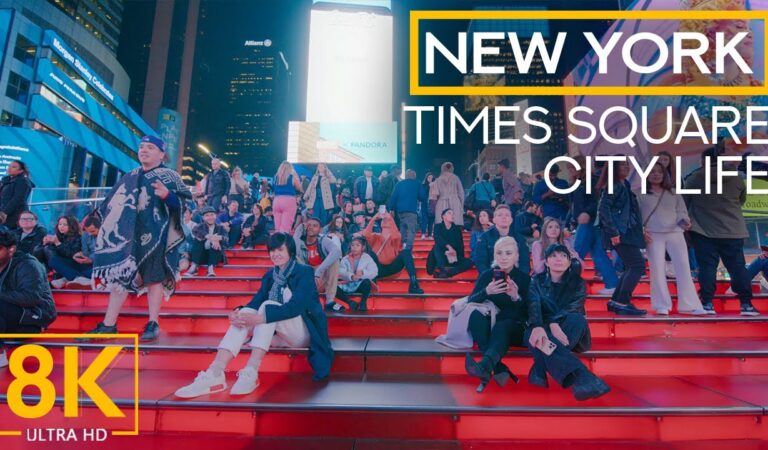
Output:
[468, 181, 496, 203]
[471, 226, 531, 275]
[532, 178, 570, 220]
[387, 178, 426, 214]
[353, 176, 379, 201]
[245, 263, 334, 380]
[597, 180, 645, 248]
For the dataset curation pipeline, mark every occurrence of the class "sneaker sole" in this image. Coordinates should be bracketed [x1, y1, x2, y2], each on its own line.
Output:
[230, 380, 260, 396]
[176, 384, 228, 399]
[741, 311, 760, 316]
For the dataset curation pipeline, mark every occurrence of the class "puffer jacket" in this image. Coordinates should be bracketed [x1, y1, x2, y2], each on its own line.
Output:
[0, 174, 34, 228]
[597, 179, 645, 248]
[0, 252, 57, 329]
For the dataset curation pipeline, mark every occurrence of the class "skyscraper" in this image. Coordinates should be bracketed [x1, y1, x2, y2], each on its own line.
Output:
[45, 0, 123, 54]
[223, 38, 288, 175]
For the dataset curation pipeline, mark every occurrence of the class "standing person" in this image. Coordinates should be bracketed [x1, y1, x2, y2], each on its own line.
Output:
[388, 169, 426, 251]
[242, 204, 269, 249]
[464, 237, 529, 392]
[431, 208, 473, 278]
[473, 205, 531, 276]
[570, 156, 618, 296]
[293, 219, 342, 311]
[174, 233, 333, 398]
[638, 163, 706, 316]
[12, 211, 46, 256]
[420, 172, 437, 240]
[533, 165, 570, 221]
[304, 163, 337, 227]
[203, 158, 231, 212]
[375, 165, 401, 205]
[249, 171, 261, 201]
[530, 217, 579, 275]
[467, 173, 496, 214]
[229, 166, 250, 212]
[514, 201, 543, 250]
[519, 172, 534, 203]
[685, 147, 759, 316]
[497, 159, 522, 214]
[335, 236, 378, 312]
[434, 162, 464, 227]
[272, 161, 303, 233]
[217, 200, 244, 247]
[0, 160, 34, 229]
[83, 136, 191, 341]
[353, 166, 379, 203]
[597, 157, 647, 316]
[526, 244, 610, 400]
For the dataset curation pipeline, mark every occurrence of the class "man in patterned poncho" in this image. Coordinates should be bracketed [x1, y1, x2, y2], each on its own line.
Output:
[82, 135, 191, 342]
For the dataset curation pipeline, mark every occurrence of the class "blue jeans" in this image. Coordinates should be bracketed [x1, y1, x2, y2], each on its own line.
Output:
[574, 224, 618, 289]
[49, 255, 92, 281]
[747, 257, 768, 279]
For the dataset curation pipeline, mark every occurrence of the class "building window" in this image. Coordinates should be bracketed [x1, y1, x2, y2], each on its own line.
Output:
[13, 35, 37, 67]
[6, 72, 30, 104]
[0, 110, 23, 127]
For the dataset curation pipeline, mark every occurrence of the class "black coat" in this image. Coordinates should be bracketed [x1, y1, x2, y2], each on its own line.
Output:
[0, 174, 33, 228]
[46, 234, 82, 259]
[245, 263, 334, 381]
[205, 169, 231, 199]
[468, 267, 530, 321]
[243, 214, 268, 238]
[527, 267, 590, 352]
[597, 179, 645, 248]
[0, 252, 57, 329]
[13, 225, 46, 255]
[514, 211, 542, 240]
[471, 227, 531, 275]
[433, 222, 466, 261]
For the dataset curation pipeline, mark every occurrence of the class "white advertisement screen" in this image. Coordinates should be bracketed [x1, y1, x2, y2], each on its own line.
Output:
[298, 7, 396, 163]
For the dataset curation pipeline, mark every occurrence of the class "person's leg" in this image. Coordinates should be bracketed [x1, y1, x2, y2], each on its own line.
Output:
[746, 257, 764, 280]
[467, 310, 491, 351]
[589, 228, 618, 289]
[323, 262, 339, 303]
[101, 288, 130, 327]
[611, 244, 645, 305]
[190, 241, 205, 265]
[400, 250, 423, 293]
[376, 260, 402, 279]
[48, 255, 79, 281]
[717, 239, 753, 307]
[667, 232, 703, 313]
[229, 227, 241, 247]
[647, 232, 672, 313]
[532, 314, 592, 387]
[446, 258, 474, 277]
[146, 282, 164, 323]
[573, 223, 592, 259]
[356, 279, 372, 311]
[690, 232, 719, 307]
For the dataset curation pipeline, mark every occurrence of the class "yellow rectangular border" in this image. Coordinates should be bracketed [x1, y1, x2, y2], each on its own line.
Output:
[0, 333, 139, 437]
[410, 9, 768, 96]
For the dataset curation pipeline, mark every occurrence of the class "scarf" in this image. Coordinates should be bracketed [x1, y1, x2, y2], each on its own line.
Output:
[92, 164, 191, 297]
[269, 258, 297, 304]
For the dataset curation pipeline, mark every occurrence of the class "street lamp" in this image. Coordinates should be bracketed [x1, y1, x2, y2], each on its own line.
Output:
[197, 143, 211, 155]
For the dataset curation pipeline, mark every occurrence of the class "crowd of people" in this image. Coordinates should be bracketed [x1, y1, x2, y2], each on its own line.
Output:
[0, 136, 762, 401]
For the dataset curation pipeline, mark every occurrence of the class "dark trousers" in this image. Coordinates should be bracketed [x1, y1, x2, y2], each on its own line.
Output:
[0, 302, 41, 345]
[190, 241, 226, 266]
[207, 195, 224, 212]
[524, 313, 591, 388]
[227, 227, 242, 247]
[335, 279, 373, 306]
[48, 255, 92, 281]
[690, 232, 752, 305]
[420, 203, 434, 237]
[434, 250, 474, 277]
[377, 250, 418, 279]
[398, 212, 418, 251]
[242, 233, 268, 248]
[611, 244, 645, 305]
[468, 311, 525, 364]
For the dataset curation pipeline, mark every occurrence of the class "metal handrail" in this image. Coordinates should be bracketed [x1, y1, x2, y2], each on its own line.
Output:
[29, 198, 105, 206]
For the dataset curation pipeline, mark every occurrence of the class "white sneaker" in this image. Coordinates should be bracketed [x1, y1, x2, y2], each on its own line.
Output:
[207, 266, 216, 277]
[50, 278, 66, 289]
[597, 287, 615, 295]
[655, 309, 669, 316]
[174, 370, 227, 398]
[665, 262, 676, 278]
[66, 276, 92, 288]
[679, 309, 708, 316]
[184, 264, 199, 277]
[0, 350, 7, 368]
[230, 366, 259, 395]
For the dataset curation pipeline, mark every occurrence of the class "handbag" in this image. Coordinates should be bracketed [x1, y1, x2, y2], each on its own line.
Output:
[465, 188, 477, 211]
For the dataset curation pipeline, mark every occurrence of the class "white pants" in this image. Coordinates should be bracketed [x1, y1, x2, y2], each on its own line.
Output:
[218, 301, 310, 355]
[646, 231, 703, 312]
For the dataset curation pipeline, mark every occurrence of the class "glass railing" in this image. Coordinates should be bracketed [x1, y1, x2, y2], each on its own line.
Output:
[29, 188, 108, 228]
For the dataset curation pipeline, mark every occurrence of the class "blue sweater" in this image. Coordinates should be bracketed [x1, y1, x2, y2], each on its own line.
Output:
[387, 178, 426, 214]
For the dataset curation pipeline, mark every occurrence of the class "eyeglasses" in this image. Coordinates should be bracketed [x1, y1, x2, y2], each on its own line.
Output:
[19, 218, 36, 221]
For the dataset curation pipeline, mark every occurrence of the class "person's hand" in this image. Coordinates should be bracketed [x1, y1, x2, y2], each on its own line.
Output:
[315, 276, 324, 290]
[643, 231, 652, 244]
[152, 180, 169, 199]
[242, 228, 252, 237]
[577, 213, 590, 225]
[485, 278, 508, 296]
[222, 223, 230, 231]
[491, 200, 497, 208]
[563, 229, 572, 239]
[51, 235, 61, 246]
[211, 241, 221, 251]
[531, 223, 538, 230]
[532, 230, 540, 239]
[549, 323, 569, 346]
[681, 221, 692, 231]
[611, 235, 621, 246]
[355, 269, 364, 279]
[528, 327, 548, 349]
[231, 311, 264, 328]
[0, 212, 6, 224]
[505, 279, 520, 300]
[760, 251, 768, 259]
[42, 235, 54, 245]
[221, 195, 227, 204]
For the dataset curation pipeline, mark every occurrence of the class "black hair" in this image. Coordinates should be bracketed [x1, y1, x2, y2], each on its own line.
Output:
[10, 160, 29, 176]
[267, 232, 296, 258]
[523, 200, 539, 210]
[350, 235, 368, 251]
[441, 208, 453, 218]
[0, 228, 17, 248]
[252, 204, 264, 215]
[482, 172, 490, 181]
[83, 215, 102, 228]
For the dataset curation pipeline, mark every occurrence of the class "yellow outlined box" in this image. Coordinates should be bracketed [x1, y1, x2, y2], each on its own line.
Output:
[410, 9, 768, 96]
[0, 333, 139, 437]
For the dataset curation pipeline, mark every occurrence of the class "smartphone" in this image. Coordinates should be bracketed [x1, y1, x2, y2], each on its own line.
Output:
[492, 269, 506, 282]
[537, 338, 557, 356]
[378, 205, 387, 215]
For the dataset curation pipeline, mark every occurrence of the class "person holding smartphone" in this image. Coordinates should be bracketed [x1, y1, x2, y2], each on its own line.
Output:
[526, 244, 610, 401]
[637, 162, 706, 316]
[464, 236, 530, 392]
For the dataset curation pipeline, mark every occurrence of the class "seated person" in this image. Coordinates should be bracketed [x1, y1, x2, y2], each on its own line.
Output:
[191, 196, 208, 224]
[464, 236, 530, 392]
[473, 205, 531, 276]
[362, 211, 423, 294]
[0, 228, 58, 363]
[179, 208, 195, 273]
[294, 218, 342, 311]
[525, 243, 610, 401]
[174, 232, 333, 398]
[63, 214, 101, 287]
[514, 201, 543, 248]
[263, 206, 275, 231]
[42, 215, 86, 289]
[186, 207, 228, 277]
[324, 215, 349, 255]
[217, 200, 244, 247]
[364, 199, 378, 222]
[530, 217, 579, 275]
[13, 211, 46, 255]
[469, 209, 492, 254]
[347, 211, 367, 237]
[431, 208, 473, 278]
[335, 236, 378, 312]
[242, 204, 269, 249]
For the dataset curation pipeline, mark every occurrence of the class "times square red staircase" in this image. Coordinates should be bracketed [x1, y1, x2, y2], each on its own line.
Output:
[2, 237, 768, 449]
